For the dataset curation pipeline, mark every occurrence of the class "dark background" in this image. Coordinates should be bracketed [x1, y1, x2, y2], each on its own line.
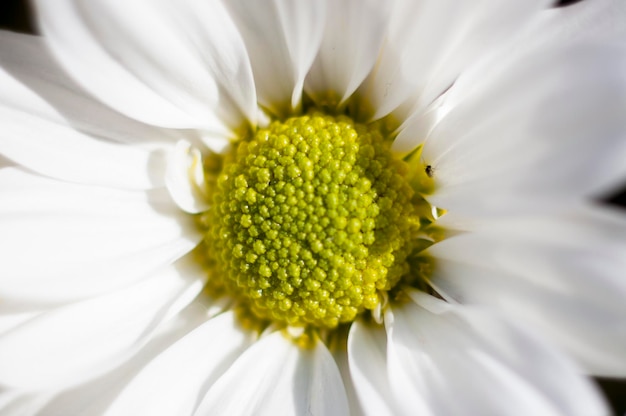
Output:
[1, 0, 624, 413]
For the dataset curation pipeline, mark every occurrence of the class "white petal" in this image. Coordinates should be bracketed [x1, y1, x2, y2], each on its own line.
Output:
[0, 110, 169, 191]
[361, 0, 549, 121]
[391, 93, 447, 154]
[0, 168, 201, 304]
[0, 32, 178, 189]
[165, 140, 210, 214]
[528, 0, 626, 47]
[105, 312, 252, 416]
[195, 332, 349, 416]
[198, 131, 231, 154]
[428, 204, 626, 377]
[415, 42, 626, 206]
[385, 292, 607, 416]
[37, 300, 211, 415]
[0, 105, 169, 191]
[305, 0, 391, 108]
[225, 0, 325, 116]
[0, 31, 177, 144]
[331, 340, 365, 416]
[0, 391, 54, 416]
[348, 321, 398, 415]
[33, 0, 256, 131]
[0, 311, 41, 337]
[0, 258, 205, 390]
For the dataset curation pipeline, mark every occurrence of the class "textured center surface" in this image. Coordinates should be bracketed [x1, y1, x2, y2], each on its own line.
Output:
[202, 113, 418, 328]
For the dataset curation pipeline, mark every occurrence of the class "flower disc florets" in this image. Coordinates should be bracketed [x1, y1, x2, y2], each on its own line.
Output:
[202, 113, 420, 329]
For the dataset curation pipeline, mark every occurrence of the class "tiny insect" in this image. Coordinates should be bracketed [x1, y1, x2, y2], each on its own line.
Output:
[425, 164, 434, 178]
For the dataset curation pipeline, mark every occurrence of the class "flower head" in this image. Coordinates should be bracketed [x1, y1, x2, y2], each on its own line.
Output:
[1, 0, 625, 414]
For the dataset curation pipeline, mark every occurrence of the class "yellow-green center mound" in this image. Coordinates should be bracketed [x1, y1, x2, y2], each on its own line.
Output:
[202, 113, 419, 328]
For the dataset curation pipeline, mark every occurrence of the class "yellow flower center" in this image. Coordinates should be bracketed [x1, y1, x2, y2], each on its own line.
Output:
[200, 112, 435, 331]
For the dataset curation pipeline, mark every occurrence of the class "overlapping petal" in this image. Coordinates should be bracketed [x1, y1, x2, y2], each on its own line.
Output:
[104, 312, 253, 416]
[35, 301, 212, 415]
[428, 203, 626, 377]
[305, 0, 391, 110]
[0, 31, 179, 190]
[0, 257, 206, 390]
[225, 0, 325, 117]
[0, 167, 201, 305]
[405, 42, 626, 210]
[361, 0, 550, 121]
[348, 321, 398, 415]
[33, 0, 257, 132]
[194, 332, 349, 415]
[383, 292, 607, 415]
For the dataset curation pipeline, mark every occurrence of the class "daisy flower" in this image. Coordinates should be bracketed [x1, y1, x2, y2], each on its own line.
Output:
[1, 0, 625, 414]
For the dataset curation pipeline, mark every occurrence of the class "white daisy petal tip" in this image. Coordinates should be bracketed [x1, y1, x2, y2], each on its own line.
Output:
[225, 0, 325, 117]
[305, 0, 392, 109]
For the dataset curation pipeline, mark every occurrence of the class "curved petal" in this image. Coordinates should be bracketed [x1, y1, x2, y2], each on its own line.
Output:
[165, 140, 210, 214]
[0, 167, 201, 305]
[427, 203, 626, 377]
[33, 0, 256, 131]
[225, 0, 325, 116]
[385, 292, 607, 415]
[412, 42, 626, 207]
[361, 0, 549, 122]
[194, 332, 349, 416]
[347, 321, 398, 415]
[305, 0, 391, 109]
[105, 312, 253, 416]
[0, 257, 206, 390]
